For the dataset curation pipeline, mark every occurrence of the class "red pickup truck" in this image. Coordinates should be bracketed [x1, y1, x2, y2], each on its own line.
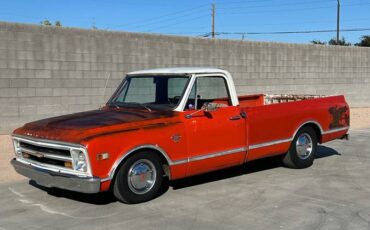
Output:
[11, 67, 350, 203]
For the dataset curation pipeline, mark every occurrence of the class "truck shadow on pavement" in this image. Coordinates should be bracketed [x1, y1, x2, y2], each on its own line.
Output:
[29, 145, 339, 205]
[29, 180, 117, 205]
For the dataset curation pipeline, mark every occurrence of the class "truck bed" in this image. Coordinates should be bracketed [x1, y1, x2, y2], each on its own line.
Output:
[236, 93, 349, 161]
[238, 94, 327, 107]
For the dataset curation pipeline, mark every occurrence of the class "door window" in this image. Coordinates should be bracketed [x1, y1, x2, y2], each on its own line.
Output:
[185, 76, 231, 110]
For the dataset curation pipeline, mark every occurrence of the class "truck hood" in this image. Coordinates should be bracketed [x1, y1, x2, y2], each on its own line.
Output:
[13, 108, 178, 144]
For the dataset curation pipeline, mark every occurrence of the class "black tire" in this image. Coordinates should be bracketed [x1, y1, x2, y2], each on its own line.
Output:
[113, 151, 163, 204]
[282, 126, 318, 169]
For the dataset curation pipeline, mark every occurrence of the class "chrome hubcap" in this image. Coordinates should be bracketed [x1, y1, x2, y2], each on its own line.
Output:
[296, 133, 313, 160]
[127, 159, 156, 195]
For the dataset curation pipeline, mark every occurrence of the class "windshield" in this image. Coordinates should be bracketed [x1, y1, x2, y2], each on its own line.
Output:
[108, 75, 190, 111]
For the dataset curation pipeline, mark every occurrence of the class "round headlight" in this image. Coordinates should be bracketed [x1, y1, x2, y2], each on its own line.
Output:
[78, 152, 85, 161]
[71, 150, 87, 172]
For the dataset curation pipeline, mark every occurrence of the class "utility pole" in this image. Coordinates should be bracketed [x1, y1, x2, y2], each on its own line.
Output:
[336, 0, 340, 44]
[211, 3, 215, 38]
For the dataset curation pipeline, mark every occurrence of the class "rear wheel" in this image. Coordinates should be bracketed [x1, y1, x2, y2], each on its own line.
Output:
[113, 152, 163, 204]
[282, 126, 317, 169]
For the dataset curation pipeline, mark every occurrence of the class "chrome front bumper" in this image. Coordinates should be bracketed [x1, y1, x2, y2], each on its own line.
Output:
[11, 159, 101, 194]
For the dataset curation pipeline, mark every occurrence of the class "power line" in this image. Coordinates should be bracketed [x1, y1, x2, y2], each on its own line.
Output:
[219, 5, 333, 15]
[217, 0, 335, 10]
[216, 0, 303, 6]
[126, 10, 208, 31]
[107, 4, 209, 29]
[129, 16, 370, 35]
[216, 0, 360, 7]
[200, 27, 370, 37]
[218, 17, 370, 27]
[144, 14, 209, 32]
[119, 0, 340, 32]
[218, 2, 370, 15]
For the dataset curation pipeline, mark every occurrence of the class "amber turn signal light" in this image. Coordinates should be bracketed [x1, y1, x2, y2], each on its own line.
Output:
[64, 161, 72, 168]
[97, 153, 109, 160]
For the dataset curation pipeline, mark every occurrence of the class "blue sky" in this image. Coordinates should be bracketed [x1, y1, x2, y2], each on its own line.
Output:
[0, 0, 369, 44]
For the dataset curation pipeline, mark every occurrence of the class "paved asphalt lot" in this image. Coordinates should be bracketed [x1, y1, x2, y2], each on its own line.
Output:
[1, 129, 370, 230]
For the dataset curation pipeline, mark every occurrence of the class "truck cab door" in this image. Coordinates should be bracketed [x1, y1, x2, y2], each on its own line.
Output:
[182, 75, 247, 176]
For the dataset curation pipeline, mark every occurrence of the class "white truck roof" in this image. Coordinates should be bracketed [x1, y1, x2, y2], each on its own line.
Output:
[127, 67, 230, 75]
[127, 67, 239, 109]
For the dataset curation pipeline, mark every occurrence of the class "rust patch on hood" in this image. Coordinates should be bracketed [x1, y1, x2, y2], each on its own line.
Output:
[13, 107, 180, 144]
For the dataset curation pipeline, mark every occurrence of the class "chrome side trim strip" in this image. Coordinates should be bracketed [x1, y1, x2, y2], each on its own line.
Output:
[171, 159, 188, 166]
[100, 177, 112, 182]
[188, 147, 247, 162]
[103, 124, 350, 181]
[249, 120, 323, 151]
[102, 146, 247, 182]
[249, 138, 292, 150]
[322, 126, 349, 134]
[248, 125, 350, 150]
[171, 146, 247, 165]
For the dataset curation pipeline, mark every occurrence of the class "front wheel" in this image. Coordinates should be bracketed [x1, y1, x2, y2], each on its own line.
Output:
[113, 152, 163, 204]
[282, 126, 318, 169]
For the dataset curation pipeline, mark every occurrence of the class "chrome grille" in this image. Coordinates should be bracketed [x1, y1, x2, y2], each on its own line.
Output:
[19, 140, 73, 169]
[20, 142, 71, 156]
[12, 135, 91, 177]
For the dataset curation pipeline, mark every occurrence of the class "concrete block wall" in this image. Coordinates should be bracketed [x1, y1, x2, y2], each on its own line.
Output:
[0, 21, 370, 133]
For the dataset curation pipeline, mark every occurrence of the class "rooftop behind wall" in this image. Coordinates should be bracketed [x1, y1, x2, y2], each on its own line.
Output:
[0, 22, 369, 133]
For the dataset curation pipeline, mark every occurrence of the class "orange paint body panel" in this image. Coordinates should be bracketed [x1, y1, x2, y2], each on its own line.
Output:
[12, 69, 350, 194]
[13, 93, 349, 192]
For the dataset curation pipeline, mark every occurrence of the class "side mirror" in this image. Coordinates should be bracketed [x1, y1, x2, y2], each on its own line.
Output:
[202, 102, 219, 112]
[185, 102, 220, 119]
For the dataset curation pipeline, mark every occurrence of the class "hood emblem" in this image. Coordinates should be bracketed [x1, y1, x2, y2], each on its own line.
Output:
[171, 134, 182, 143]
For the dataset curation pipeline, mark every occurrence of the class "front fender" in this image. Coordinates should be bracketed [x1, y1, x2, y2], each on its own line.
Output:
[82, 122, 188, 180]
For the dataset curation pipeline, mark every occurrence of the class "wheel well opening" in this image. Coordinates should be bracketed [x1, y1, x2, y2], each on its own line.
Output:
[140, 148, 171, 179]
[137, 147, 170, 168]
[110, 148, 171, 189]
[301, 123, 322, 143]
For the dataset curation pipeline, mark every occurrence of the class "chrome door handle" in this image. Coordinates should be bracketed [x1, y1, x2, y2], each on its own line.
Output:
[229, 116, 241, 120]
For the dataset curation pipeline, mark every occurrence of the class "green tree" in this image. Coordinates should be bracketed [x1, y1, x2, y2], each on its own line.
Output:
[40, 20, 52, 26]
[328, 37, 351, 46]
[55, 21, 62, 27]
[40, 20, 62, 27]
[355, 35, 370, 47]
[311, 40, 326, 45]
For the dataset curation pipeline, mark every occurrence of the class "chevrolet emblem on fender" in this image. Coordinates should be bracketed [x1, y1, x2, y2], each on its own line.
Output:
[171, 134, 182, 143]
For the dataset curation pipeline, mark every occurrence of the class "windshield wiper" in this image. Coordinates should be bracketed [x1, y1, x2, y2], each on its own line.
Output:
[107, 102, 120, 109]
[108, 102, 152, 112]
[124, 102, 152, 112]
